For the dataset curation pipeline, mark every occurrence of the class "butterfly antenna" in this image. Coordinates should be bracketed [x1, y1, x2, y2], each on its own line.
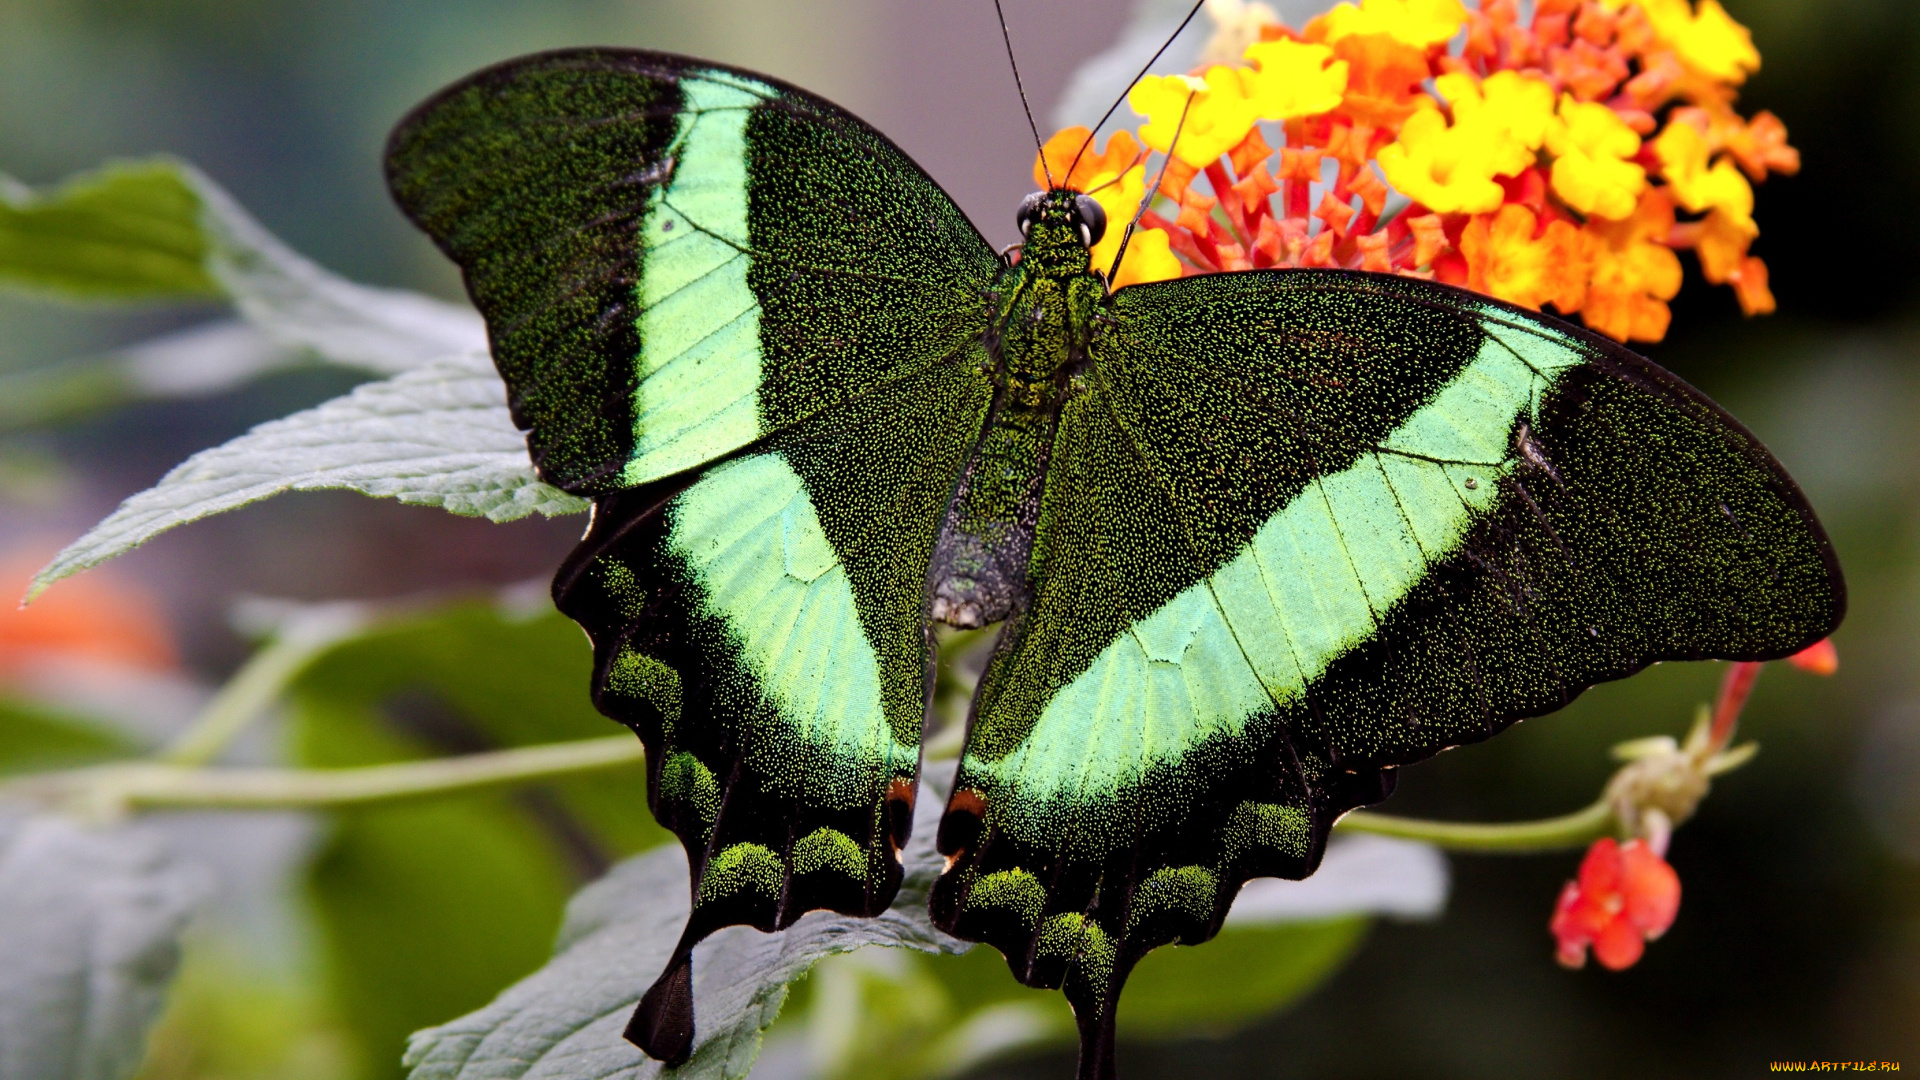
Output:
[1106, 88, 1195, 283]
[1065, 0, 1207, 184]
[995, 0, 1053, 189]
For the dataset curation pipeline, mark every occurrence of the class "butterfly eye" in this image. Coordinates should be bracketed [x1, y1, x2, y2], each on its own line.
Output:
[1016, 191, 1047, 238]
[1073, 194, 1107, 247]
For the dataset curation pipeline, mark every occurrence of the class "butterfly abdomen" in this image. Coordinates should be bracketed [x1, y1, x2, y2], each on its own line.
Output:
[929, 259, 1103, 628]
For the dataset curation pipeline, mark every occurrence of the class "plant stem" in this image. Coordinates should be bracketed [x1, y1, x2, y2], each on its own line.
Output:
[1335, 797, 1615, 852]
[157, 613, 365, 767]
[8, 735, 645, 818]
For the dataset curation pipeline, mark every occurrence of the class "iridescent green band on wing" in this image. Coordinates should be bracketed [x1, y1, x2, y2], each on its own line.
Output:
[968, 319, 1577, 847]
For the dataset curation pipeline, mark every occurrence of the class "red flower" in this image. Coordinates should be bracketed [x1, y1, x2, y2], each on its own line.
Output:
[1786, 637, 1838, 676]
[1550, 837, 1681, 970]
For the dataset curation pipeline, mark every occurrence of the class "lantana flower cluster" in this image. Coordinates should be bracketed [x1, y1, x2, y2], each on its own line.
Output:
[1040, 0, 1796, 343]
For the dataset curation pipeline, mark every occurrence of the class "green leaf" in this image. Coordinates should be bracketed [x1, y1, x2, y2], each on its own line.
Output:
[29, 358, 584, 599]
[1115, 918, 1368, 1038]
[0, 693, 135, 776]
[0, 158, 488, 433]
[296, 697, 579, 1080]
[402, 772, 966, 1080]
[293, 600, 665, 856]
[0, 811, 206, 1080]
[0, 161, 220, 301]
[187, 169, 484, 376]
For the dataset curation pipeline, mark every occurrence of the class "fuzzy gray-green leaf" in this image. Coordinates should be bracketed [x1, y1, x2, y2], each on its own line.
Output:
[30, 356, 584, 598]
[403, 775, 964, 1080]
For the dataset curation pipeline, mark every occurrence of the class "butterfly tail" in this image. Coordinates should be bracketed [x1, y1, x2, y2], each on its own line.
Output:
[627, 944, 696, 1065]
[1065, 950, 1137, 1080]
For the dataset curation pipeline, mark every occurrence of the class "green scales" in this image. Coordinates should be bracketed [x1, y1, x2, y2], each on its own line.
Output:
[385, 48, 1842, 1080]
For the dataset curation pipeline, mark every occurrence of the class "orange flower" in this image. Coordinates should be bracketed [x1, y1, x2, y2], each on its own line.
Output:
[0, 547, 177, 680]
[1460, 203, 1591, 312]
[1689, 205, 1758, 284]
[1663, 105, 1799, 184]
[1551, 836, 1682, 970]
[1581, 188, 1683, 342]
[1329, 34, 1433, 128]
[1726, 255, 1774, 317]
[1547, 36, 1632, 102]
[1033, 126, 1142, 192]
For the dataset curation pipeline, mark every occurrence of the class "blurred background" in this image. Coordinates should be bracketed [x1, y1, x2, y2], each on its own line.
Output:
[0, 0, 1915, 1076]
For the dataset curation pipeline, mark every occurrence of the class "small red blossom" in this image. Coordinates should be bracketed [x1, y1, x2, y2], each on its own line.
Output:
[1551, 836, 1681, 970]
[1786, 637, 1838, 676]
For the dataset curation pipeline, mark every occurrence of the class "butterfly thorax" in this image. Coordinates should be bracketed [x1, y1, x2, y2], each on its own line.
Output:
[929, 194, 1105, 628]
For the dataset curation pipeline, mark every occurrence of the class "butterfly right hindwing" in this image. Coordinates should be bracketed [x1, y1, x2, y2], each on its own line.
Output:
[934, 269, 1843, 1051]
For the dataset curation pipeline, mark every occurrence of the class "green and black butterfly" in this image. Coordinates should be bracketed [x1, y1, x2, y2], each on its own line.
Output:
[386, 45, 1842, 1080]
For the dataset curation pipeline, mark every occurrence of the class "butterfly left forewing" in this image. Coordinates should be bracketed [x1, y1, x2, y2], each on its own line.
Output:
[387, 48, 1002, 494]
[389, 47, 1005, 1063]
[933, 269, 1842, 1070]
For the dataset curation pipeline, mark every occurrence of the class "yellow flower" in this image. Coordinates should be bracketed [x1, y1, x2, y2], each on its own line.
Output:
[1110, 224, 1183, 289]
[1653, 118, 1754, 229]
[1378, 107, 1495, 212]
[1546, 95, 1646, 220]
[1084, 163, 1147, 274]
[1130, 70, 1254, 168]
[1130, 41, 1345, 170]
[1620, 0, 1760, 83]
[1376, 71, 1554, 213]
[1319, 0, 1468, 48]
[1449, 71, 1557, 156]
[1242, 39, 1349, 120]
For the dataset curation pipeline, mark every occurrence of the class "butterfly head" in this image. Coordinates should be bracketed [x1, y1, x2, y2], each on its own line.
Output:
[1015, 189, 1105, 272]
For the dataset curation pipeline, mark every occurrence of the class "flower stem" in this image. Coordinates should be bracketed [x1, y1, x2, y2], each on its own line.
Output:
[7, 735, 646, 818]
[1336, 798, 1616, 852]
[1709, 660, 1764, 749]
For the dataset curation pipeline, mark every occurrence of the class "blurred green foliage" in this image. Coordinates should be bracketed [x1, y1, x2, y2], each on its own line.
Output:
[0, 695, 135, 775]
[287, 603, 664, 1080]
[0, 161, 217, 301]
